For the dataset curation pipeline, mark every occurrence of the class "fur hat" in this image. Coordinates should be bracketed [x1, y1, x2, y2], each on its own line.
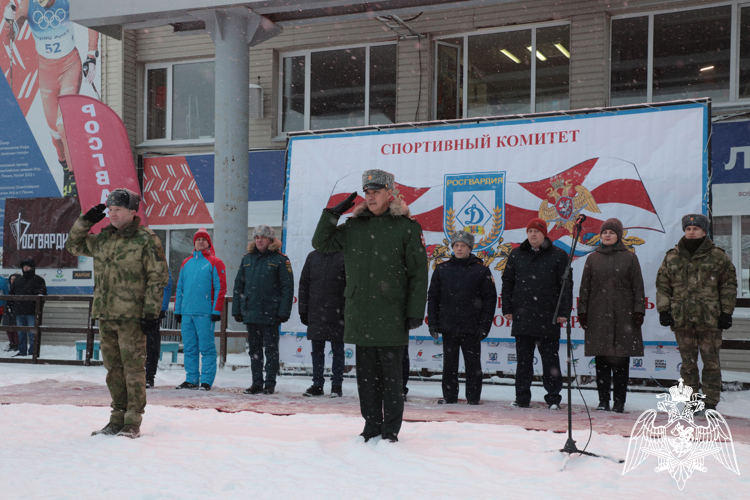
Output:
[193, 228, 212, 247]
[599, 218, 623, 242]
[253, 224, 276, 240]
[362, 169, 395, 191]
[450, 230, 475, 249]
[20, 257, 36, 269]
[105, 188, 140, 211]
[682, 213, 709, 234]
[526, 218, 548, 237]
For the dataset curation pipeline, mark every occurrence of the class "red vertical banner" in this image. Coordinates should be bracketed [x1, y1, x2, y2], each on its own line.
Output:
[59, 95, 146, 232]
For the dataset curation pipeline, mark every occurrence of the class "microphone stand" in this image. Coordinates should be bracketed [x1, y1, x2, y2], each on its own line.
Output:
[552, 215, 598, 457]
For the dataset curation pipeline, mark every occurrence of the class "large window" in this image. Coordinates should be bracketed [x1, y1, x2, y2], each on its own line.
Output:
[434, 23, 570, 119]
[279, 43, 397, 133]
[144, 60, 215, 143]
[713, 215, 750, 298]
[611, 4, 750, 107]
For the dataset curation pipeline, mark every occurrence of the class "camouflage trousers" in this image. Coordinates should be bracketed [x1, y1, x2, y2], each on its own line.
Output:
[674, 328, 722, 406]
[99, 320, 147, 426]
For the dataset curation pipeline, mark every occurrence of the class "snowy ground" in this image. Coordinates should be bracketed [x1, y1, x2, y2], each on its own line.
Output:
[2, 347, 750, 499]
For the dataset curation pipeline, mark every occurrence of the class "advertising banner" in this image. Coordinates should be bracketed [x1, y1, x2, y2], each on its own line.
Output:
[2, 195, 78, 268]
[283, 102, 709, 379]
[711, 121, 750, 216]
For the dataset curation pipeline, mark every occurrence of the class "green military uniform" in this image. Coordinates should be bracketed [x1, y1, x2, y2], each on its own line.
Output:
[313, 197, 428, 437]
[656, 236, 737, 407]
[67, 216, 169, 426]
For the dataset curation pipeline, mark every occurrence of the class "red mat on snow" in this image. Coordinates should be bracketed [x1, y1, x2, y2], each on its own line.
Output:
[2, 380, 750, 443]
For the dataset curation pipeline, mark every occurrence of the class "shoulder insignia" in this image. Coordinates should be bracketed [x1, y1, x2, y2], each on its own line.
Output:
[285, 261, 293, 274]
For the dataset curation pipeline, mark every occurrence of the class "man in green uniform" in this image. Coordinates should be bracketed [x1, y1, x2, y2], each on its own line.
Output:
[313, 169, 428, 442]
[656, 213, 737, 412]
[66, 188, 169, 438]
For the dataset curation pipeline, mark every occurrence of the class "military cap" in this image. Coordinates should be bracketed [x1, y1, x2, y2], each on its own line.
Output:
[362, 169, 395, 191]
[681, 213, 709, 234]
[253, 224, 276, 240]
[450, 230, 475, 249]
[106, 188, 140, 211]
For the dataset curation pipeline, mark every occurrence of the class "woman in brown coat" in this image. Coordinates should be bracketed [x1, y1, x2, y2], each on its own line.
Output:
[578, 218, 645, 413]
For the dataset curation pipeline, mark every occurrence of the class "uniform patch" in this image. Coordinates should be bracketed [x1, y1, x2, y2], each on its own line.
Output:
[286, 261, 292, 273]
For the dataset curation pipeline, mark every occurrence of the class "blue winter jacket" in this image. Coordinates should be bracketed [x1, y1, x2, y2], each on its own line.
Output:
[161, 269, 172, 312]
[175, 248, 227, 316]
[0, 275, 8, 308]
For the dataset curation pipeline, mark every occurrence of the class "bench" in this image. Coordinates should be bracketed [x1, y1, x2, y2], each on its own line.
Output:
[75, 340, 180, 362]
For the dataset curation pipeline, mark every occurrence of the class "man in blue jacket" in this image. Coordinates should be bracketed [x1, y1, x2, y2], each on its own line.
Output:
[233, 225, 294, 395]
[174, 229, 227, 391]
[145, 269, 172, 388]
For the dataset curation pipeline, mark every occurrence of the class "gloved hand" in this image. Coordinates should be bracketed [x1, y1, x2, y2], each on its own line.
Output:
[300, 313, 309, 326]
[632, 312, 644, 327]
[407, 318, 423, 330]
[476, 328, 490, 340]
[327, 192, 357, 216]
[233, 314, 243, 323]
[659, 311, 674, 327]
[277, 316, 290, 324]
[578, 313, 588, 330]
[158, 310, 166, 321]
[428, 325, 439, 340]
[211, 314, 221, 323]
[82, 204, 106, 224]
[140, 317, 160, 335]
[719, 312, 733, 330]
[174, 313, 182, 324]
[83, 54, 97, 84]
[4, 3, 16, 22]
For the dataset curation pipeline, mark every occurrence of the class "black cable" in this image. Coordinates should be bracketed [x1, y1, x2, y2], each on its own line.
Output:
[571, 346, 594, 455]
[401, 12, 423, 22]
[415, 36, 423, 122]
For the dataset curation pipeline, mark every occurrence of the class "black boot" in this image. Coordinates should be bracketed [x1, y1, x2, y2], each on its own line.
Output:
[596, 400, 610, 411]
[117, 425, 141, 439]
[303, 385, 324, 397]
[91, 422, 123, 436]
[146, 378, 155, 389]
[244, 385, 263, 394]
[611, 401, 625, 414]
[175, 381, 199, 390]
[330, 385, 343, 398]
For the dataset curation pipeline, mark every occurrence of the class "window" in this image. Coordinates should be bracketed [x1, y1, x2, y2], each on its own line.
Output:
[713, 215, 750, 298]
[610, 4, 750, 107]
[144, 60, 215, 143]
[279, 44, 397, 134]
[434, 23, 570, 119]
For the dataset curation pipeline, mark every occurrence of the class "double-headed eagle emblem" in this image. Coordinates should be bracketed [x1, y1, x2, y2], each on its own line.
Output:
[538, 176, 600, 233]
[622, 379, 740, 490]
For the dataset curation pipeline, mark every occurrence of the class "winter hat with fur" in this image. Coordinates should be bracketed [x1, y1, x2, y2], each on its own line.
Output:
[450, 230, 475, 249]
[105, 188, 140, 211]
[682, 213, 709, 234]
[253, 224, 276, 240]
[599, 218, 623, 242]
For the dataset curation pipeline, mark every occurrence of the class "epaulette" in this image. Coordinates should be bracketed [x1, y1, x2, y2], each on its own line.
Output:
[436, 259, 449, 265]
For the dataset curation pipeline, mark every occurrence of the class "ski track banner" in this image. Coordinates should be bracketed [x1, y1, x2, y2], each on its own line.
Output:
[283, 102, 708, 379]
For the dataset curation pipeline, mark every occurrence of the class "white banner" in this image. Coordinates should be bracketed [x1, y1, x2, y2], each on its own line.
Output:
[283, 103, 708, 380]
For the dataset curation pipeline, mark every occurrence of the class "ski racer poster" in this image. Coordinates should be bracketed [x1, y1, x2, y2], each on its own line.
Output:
[283, 102, 709, 379]
[0, 0, 100, 290]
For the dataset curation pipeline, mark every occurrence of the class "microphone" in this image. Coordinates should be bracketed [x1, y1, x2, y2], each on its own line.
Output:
[575, 214, 587, 226]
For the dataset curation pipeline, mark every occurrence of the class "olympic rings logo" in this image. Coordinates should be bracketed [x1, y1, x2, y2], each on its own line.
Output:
[32, 8, 67, 30]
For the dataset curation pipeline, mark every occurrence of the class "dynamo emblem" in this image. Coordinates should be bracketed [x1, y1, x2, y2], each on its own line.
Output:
[443, 172, 505, 251]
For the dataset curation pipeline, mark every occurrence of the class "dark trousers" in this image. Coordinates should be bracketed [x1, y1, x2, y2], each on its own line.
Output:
[356, 345, 405, 436]
[311, 339, 345, 387]
[247, 323, 280, 389]
[145, 325, 161, 383]
[595, 356, 629, 404]
[442, 334, 483, 403]
[402, 346, 410, 393]
[515, 336, 562, 406]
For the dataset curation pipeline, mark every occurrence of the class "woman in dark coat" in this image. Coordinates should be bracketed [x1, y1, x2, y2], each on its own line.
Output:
[578, 218, 645, 413]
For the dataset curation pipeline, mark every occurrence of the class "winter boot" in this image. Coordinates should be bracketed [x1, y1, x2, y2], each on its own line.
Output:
[511, 400, 529, 408]
[360, 432, 380, 443]
[244, 385, 263, 394]
[438, 398, 457, 404]
[467, 401, 480, 406]
[146, 378, 155, 389]
[382, 433, 399, 443]
[117, 425, 141, 439]
[611, 401, 625, 414]
[3, 344, 11, 352]
[175, 381, 199, 390]
[199, 383, 211, 391]
[596, 401, 610, 411]
[303, 385, 324, 397]
[91, 422, 123, 436]
[549, 404, 561, 410]
[330, 385, 343, 398]
[262, 387, 275, 395]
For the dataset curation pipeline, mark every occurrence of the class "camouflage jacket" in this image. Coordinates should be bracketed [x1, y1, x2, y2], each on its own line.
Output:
[655, 237, 737, 331]
[66, 216, 169, 320]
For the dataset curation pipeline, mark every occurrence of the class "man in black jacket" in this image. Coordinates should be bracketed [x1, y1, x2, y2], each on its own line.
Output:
[428, 231, 496, 405]
[298, 250, 346, 398]
[501, 219, 571, 409]
[10, 257, 47, 357]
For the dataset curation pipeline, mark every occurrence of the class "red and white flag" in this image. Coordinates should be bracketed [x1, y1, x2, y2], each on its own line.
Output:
[142, 156, 213, 225]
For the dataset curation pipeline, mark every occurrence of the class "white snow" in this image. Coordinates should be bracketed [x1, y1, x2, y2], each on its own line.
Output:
[2, 358, 750, 499]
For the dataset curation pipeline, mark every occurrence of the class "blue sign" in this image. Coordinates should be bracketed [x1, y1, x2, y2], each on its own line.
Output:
[443, 172, 505, 251]
[712, 121, 750, 184]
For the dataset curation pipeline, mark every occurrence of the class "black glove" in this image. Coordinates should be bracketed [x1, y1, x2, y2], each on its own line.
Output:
[82, 57, 96, 78]
[158, 310, 166, 321]
[719, 312, 733, 330]
[407, 318, 423, 330]
[476, 328, 490, 340]
[233, 314, 243, 323]
[632, 312, 644, 327]
[140, 317, 160, 335]
[82, 204, 106, 224]
[578, 313, 588, 330]
[327, 192, 357, 216]
[300, 313, 309, 326]
[659, 311, 674, 327]
[211, 314, 221, 323]
[174, 313, 182, 324]
[277, 316, 290, 324]
[428, 325, 439, 340]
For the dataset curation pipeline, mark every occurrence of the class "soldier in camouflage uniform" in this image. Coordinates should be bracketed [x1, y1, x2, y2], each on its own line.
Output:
[66, 188, 169, 438]
[656, 213, 737, 411]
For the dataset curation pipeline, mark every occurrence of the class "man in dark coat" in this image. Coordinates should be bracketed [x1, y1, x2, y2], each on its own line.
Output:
[233, 225, 294, 395]
[501, 218, 571, 409]
[428, 230, 496, 405]
[299, 250, 346, 398]
[10, 257, 47, 357]
[313, 169, 428, 443]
